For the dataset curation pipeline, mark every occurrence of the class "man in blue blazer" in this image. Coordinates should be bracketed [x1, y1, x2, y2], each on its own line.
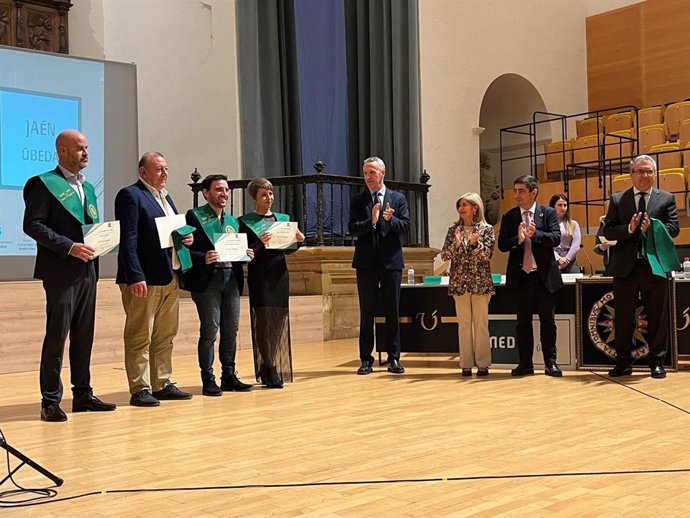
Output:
[498, 175, 564, 377]
[23, 129, 116, 421]
[603, 155, 679, 379]
[349, 156, 410, 375]
[115, 151, 193, 406]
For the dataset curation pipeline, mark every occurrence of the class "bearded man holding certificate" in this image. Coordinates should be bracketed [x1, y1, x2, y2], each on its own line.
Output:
[182, 174, 254, 396]
[23, 129, 116, 422]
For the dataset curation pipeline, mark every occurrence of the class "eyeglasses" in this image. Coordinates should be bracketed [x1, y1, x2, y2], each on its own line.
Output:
[632, 169, 655, 176]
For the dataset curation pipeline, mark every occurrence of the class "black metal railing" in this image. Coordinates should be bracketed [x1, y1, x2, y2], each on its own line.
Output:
[188, 171, 431, 247]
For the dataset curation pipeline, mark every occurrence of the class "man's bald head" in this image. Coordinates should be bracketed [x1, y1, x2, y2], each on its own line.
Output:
[55, 130, 89, 174]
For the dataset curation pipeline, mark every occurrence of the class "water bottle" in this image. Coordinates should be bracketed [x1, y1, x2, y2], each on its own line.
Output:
[683, 257, 690, 279]
[407, 265, 415, 285]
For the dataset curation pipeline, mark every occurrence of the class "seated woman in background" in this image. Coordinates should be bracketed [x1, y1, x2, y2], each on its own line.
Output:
[440, 192, 495, 377]
[239, 178, 305, 389]
[549, 193, 581, 273]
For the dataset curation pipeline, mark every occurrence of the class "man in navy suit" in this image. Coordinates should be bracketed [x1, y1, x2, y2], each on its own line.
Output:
[349, 156, 410, 375]
[603, 155, 679, 379]
[115, 151, 194, 406]
[498, 175, 564, 377]
[23, 129, 116, 421]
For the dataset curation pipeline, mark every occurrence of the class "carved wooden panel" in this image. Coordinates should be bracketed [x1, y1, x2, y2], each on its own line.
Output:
[0, 0, 71, 54]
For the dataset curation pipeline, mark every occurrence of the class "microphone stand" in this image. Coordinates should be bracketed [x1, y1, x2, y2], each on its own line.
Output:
[0, 436, 63, 487]
[579, 243, 595, 276]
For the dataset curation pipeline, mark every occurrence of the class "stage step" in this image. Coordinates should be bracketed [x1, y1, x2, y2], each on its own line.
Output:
[0, 280, 324, 375]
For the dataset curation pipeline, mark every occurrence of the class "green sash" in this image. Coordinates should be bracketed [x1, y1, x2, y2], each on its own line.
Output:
[239, 211, 289, 237]
[192, 204, 240, 243]
[39, 170, 100, 224]
[172, 225, 196, 272]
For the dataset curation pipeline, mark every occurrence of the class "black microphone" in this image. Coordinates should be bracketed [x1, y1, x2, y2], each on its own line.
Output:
[579, 243, 594, 276]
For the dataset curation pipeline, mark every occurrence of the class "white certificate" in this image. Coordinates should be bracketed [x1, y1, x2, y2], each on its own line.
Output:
[598, 235, 617, 246]
[265, 221, 298, 249]
[155, 214, 187, 249]
[215, 233, 250, 262]
[82, 221, 120, 257]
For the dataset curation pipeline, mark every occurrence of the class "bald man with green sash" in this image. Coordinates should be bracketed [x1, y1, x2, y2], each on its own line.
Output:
[23, 129, 116, 422]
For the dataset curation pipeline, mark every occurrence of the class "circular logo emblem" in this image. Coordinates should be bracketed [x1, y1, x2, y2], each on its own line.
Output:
[587, 290, 649, 359]
[88, 204, 98, 219]
[225, 225, 235, 234]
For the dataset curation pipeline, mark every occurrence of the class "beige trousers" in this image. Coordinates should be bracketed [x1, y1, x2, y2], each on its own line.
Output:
[120, 278, 179, 394]
[453, 293, 491, 369]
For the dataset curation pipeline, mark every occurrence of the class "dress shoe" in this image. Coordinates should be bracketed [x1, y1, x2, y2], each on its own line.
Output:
[263, 366, 284, 389]
[357, 360, 373, 375]
[511, 364, 534, 376]
[130, 389, 160, 407]
[202, 380, 223, 397]
[461, 369, 472, 377]
[40, 403, 67, 422]
[650, 365, 666, 379]
[153, 383, 193, 400]
[72, 394, 117, 412]
[476, 368, 489, 377]
[387, 359, 405, 374]
[608, 365, 633, 377]
[220, 374, 253, 392]
[544, 362, 563, 377]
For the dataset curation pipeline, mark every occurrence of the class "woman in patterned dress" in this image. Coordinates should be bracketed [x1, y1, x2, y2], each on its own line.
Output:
[440, 192, 495, 376]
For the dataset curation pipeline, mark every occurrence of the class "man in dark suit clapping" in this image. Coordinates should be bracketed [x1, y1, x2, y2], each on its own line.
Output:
[23, 130, 116, 421]
[115, 151, 194, 406]
[498, 175, 564, 377]
[349, 156, 410, 375]
[603, 155, 679, 379]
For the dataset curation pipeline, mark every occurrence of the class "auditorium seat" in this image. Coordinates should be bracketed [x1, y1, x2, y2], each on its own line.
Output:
[681, 142, 690, 180]
[664, 101, 690, 137]
[605, 111, 633, 134]
[573, 134, 602, 167]
[576, 117, 604, 138]
[638, 106, 664, 128]
[544, 140, 573, 176]
[679, 119, 690, 147]
[638, 124, 666, 155]
[658, 168, 687, 211]
[604, 129, 634, 162]
[612, 174, 632, 193]
[650, 142, 681, 170]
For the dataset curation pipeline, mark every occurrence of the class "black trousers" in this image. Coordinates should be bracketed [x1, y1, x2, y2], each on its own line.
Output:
[40, 266, 97, 404]
[514, 271, 558, 366]
[356, 264, 402, 363]
[612, 259, 669, 366]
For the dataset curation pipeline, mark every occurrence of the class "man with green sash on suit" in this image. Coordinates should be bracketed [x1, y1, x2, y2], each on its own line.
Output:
[183, 174, 254, 396]
[23, 129, 116, 422]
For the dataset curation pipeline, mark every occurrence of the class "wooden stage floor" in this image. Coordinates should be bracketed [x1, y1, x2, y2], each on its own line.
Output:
[1, 339, 689, 517]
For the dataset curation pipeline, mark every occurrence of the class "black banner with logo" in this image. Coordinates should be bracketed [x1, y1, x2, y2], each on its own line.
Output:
[674, 280, 690, 356]
[576, 277, 676, 369]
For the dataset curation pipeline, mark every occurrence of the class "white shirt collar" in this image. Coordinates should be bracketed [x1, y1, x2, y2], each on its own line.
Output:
[633, 186, 653, 196]
[520, 202, 537, 215]
[370, 185, 386, 198]
[140, 176, 168, 198]
[58, 164, 85, 184]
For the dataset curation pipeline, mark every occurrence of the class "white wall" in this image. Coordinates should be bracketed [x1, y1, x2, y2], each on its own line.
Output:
[70, 0, 242, 212]
[66, 0, 642, 246]
[418, 0, 592, 250]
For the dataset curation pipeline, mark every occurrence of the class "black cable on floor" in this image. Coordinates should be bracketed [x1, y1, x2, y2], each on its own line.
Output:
[4, 467, 690, 507]
[0, 427, 58, 507]
[591, 370, 690, 415]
